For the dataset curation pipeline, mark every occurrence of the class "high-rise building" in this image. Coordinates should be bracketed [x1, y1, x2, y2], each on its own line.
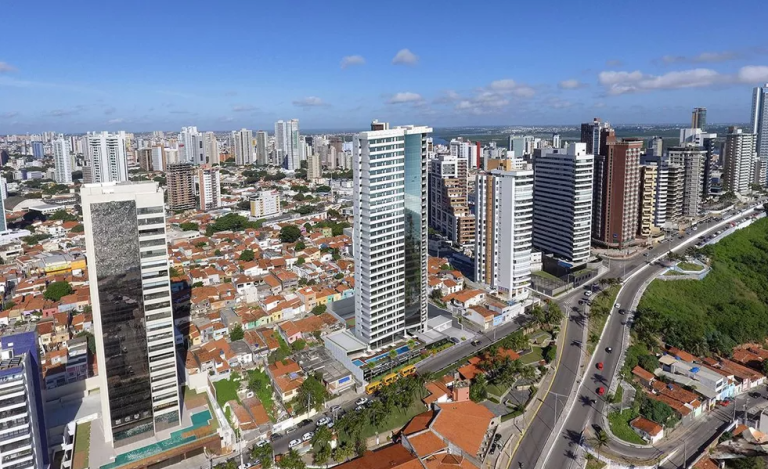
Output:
[532, 143, 594, 266]
[166, 163, 196, 211]
[198, 167, 221, 211]
[592, 139, 642, 247]
[84, 131, 129, 183]
[580, 118, 612, 156]
[31, 141, 44, 159]
[666, 164, 684, 221]
[552, 133, 561, 149]
[646, 137, 663, 157]
[667, 145, 707, 218]
[307, 152, 322, 181]
[204, 132, 219, 165]
[151, 146, 166, 172]
[137, 148, 153, 172]
[723, 127, 757, 194]
[640, 153, 669, 227]
[53, 136, 73, 184]
[508, 136, 534, 157]
[249, 190, 282, 218]
[750, 84, 768, 183]
[81, 182, 180, 446]
[691, 107, 707, 129]
[0, 331, 49, 469]
[275, 119, 301, 171]
[428, 154, 475, 247]
[475, 167, 533, 300]
[638, 165, 657, 238]
[256, 130, 268, 165]
[231, 129, 253, 165]
[353, 122, 431, 348]
[179, 126, 205, 165]
[449, 138, 477, 168]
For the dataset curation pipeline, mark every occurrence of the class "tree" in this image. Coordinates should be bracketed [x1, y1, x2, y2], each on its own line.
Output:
[280, 225, 302, 243]
[295, 241, 306, 251]
[192, 281, 204, 288]
[215, 249, 222, 256]
[239, 249, 255, 262]
[314, 444, 331, 467]
[278, 449, 306, 469]
[595, 429, 609, 461]
[49, 210, 78, 222]
[291, 339, 306, 351]
[76, 331, 96, 354]
[297, 257, 306, 266]
[430, 289, 443, 300]
[294, 374, 329, 414]
[251, 443, 273, 469]
[333, 444, 354, 463]
[355, 438, 367, 457]
[230, 324, 244, 341]
[44, 281, 73, 301]
[530, 304, 547, 326]
[543, 345, 557, 363]
[545, 302, 564, 325]
[179, 222, 199, 231]
[762, 361, 768, 376]
[311, 304, 327, 316]
[169, 266, 181, 278]
[470, 374, 488, 402]
[71, 224, 84, 232]
[725, 457, 766, 469]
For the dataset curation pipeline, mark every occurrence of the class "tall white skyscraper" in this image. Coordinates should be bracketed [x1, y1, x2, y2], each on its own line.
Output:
[231, 129, 254, 165]
[82, 182, 181, 445]
[751, 84, 768, 182]
[532, 143, 594, 266]
[151, 146, 166, 172]
[85, 131, 129, 183]
[53, 135, 73, 184]
[179, 126, 205, 165]
[256, 130, 268, 165]
[475, 167, 533, 300]
[198, 167, 221, 211]
[668, 145, 707, 217]
[275, 119, 301, 171]
[204, 131, 219, 165]
[723, 127, 756, 195]
[353, 123, 432, 348]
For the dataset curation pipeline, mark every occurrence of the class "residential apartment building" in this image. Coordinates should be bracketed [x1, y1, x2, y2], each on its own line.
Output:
[449, 138, 478, 169]
[532, 143, 594, 267]
[275, 119, 301, 171]
[204, 131, 219, 165]
[353, 122, 431, 348]
[179, 126, 206, 165]
[250, 190, 282, 218]
[691, 107, 707, 129]
[475, 166, 533, 300]
[137, 148, 153, 172]
[307, 153, 322, 181]
[256, 130, 269, 165]
[166, 163, 196, 211]
[666, 165, 684, 222]
[428, 154, 475, 247]
[84, 131, 129, 183]
[668, 145, 706, 218]
[751, 84, 768, 183]
[638, 165, 657, 238]
[82, 182, 181, 445]
[151, 146, 166, 172]
[231, 128, 254, 166]
[722, 127, 756, 194]
[198, 167, 221, 211]
[592, 139, 642, 247]
[53, 136, 73, 184]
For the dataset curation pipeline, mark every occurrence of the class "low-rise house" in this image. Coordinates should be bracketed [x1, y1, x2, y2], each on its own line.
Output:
[267, 359, 304, 403]
[630, 417, 664, 444]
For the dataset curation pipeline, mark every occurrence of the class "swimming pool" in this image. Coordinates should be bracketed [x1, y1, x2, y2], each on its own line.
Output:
[353, 345, 411, 368]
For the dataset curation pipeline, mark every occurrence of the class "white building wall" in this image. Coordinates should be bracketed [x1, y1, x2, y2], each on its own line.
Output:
[53, 137, 73, 184]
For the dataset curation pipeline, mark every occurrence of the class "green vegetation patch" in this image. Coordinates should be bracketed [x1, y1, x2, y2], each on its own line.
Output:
[607, 409, 646, 445]
[677, 262, 704, 272]
[587, 285, 621, 354]
[520, 346, 544, 365]
[213, 377, 241, 408]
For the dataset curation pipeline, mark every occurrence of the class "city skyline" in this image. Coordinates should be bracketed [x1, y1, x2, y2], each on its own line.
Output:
[2, 1, 768, 133]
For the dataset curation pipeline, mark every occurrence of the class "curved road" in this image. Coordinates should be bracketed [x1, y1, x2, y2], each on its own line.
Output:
[508, 204, 764, 469]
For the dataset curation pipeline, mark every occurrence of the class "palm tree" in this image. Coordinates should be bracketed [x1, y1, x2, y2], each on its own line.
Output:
[369, 400, 386, 429]
[594, 429, 609, 461]
[312, 426, 332, 447]
[333, 443, 354, 462]
[314, 444, 331, 467]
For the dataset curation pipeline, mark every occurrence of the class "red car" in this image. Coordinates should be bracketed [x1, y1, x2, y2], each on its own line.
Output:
[719, 400, 730, 407]
[597, 387, 605, 396]
[596, 362, 604, 371]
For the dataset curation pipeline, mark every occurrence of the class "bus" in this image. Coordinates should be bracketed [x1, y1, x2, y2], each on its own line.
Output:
[382, 373, 399, 386]
[399, 365, 417, 378]
[365, 381, 382, 394]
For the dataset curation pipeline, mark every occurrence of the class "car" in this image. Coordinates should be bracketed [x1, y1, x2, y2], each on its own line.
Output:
[719, 400, 730, 407]
[285, 426, 298, 434]
[596, 362, 604, 370]
[270, 433, 283, 442]
[494, 434, 502, 442]
[257, 440, 270, 448]
[606, 347, 613, 353]
[619, 309, 626, 315]
[355, 397, 369, 406]
[643, 253, 649, 257]
[615, 303, 621, 309]
[316, 417, 331, 427]
[449, 337, 460, 344]
[330, 405, 342, 414]
[489, 444, 497, 455]
[597, 387, 605, 396]
[355, 405, 365, 412]
[327, 421, 335, 429]
[584, 291, 592, 297]
[289, 439, 302, 448]
[302, 432, 314, 442]
[299, 419, 312, 427]
[578, 299, 585, 305]
[471, 339, 481, 346]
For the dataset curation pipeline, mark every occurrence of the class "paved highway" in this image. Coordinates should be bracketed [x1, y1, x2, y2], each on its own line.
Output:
[508, 206, 763, 469]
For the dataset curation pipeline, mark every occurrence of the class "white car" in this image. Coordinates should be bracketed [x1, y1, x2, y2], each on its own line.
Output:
[289, 439, 302, 448]
[615, 303, 621, 309]
[256, 440, 269, 448]
[327, 421, 334, 429]
[355, 397, 369, 406]
[584, 291, 592, 297]
[302, 432, 314, 442]
[316, 417, 331, 426]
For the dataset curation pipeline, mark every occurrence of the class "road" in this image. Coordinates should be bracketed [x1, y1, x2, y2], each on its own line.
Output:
[509, 204, 764, 469]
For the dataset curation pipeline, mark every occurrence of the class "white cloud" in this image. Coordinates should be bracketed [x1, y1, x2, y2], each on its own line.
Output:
[488, 78, 535, 97]
[292, 96, 327, 107]
[49, 109, 78, 117]
[738, 65, 768, 83]
[233, 105, 257, 112]
[392, 49, 419, 66]
[0, 62, 17, 73]
[108, 118, 125, 124]
[661, 51, 740, 64]
[341, 55, 366, 69]
[598, 65, 768, 95]
[558, 79, 586, 90]
[388, 92, 423, 104]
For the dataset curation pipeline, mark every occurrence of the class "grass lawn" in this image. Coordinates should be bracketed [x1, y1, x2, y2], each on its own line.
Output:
[73, 421, 91, 469]
[487, 383, 508, 399]
[520, 346, 544, 365]
[585, 458, 606, 469]
[533, 270, 561, 281]
[612, 384, 624, 404]
[664, 270, 686, 276]
[247, 369, 276, 421]
[677, 262, 704, 271]
[358, 400, 427, 441]
[213, 377, 241, 408]
[529, 331, 551, 346]
[587, 285, 621, 354]
[607, 409, 646, 445]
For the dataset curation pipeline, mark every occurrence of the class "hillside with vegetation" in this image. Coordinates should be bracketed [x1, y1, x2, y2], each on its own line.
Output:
[635, 218, 768, 355]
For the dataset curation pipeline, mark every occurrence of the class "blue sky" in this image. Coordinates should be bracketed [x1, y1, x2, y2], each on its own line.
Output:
[2, 0, 767, 133]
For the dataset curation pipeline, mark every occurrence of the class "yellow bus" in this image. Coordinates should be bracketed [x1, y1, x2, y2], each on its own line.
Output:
[365, 381, 382, 394]
[399, 365, 417, 378]
[382, 373, 399, 386]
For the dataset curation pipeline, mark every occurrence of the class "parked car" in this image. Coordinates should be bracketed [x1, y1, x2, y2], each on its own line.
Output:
[299, 419, 312, 428]
[494, 434, 502, 442]
[330, 405, 342, 414]
[471, 339, 481, 346]
[619, 309, 626, 315]
[316, 417, 331, 427]
[270, 433, 283, 442]
[256, 440, 269, 448]
[584, 291, 592, 297]
[289, 439, 302, 448]
[355, 397, 369, 406]
[302, 432, 314, 442]
[355, 405, 365, 412]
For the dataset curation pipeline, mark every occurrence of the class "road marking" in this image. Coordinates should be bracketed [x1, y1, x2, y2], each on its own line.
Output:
[506, 314, 569, 468]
